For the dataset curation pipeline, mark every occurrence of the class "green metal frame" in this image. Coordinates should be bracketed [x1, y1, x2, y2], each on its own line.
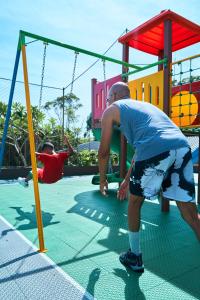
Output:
[121, 57, 168, 77]
[19, 30, 168, 78]
[19, 30, 141, 70]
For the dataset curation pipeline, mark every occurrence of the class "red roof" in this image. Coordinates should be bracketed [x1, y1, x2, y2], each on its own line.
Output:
[118, 10, 200, 56]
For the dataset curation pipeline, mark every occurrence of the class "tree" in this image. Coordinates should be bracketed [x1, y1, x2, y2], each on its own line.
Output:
[43, 92, 82, 130]
[0, 90, 93, 167]
[0, 101, 46, 166]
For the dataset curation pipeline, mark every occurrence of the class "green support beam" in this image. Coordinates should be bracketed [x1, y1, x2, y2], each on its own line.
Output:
[19, 30, 142, 71]
[122, 58, 168, 77]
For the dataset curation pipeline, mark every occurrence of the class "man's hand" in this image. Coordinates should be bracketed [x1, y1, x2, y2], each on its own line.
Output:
[117, 159, 134, 201]
[117, 179, 129, 201]
[100, 180, 108, 196]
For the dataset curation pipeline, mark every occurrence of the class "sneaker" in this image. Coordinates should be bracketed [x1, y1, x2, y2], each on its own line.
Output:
[18, 177, 29, 188]
[119, 249, 144, 272]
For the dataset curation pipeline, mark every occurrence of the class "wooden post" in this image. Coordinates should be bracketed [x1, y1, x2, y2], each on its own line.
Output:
[158, 50, 164, 71]
[120, 43, 129, 178]
[163, 19, 172, 117]
[162, 19, 172, 212]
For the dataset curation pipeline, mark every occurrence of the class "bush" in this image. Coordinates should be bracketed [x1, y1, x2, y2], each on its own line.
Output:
[68, 150, 119, 166]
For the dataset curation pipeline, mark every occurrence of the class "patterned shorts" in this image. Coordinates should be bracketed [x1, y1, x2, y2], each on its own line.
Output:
[130, 147, 195, 202]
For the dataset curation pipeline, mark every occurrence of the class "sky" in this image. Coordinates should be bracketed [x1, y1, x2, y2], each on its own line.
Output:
[0, 0, 200, 133]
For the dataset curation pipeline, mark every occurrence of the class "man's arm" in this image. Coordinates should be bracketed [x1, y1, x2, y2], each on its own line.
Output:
[63, 135, 75, 155]
[124, 159, 135, 182]
[35, 152, 44, 168]
[98, 109, 114, 195]
[35, 152, 49, 164]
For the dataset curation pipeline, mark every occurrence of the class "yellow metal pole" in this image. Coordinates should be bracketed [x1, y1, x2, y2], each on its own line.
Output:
[172, 53, 200, 65]
[21, 44, 46, 252]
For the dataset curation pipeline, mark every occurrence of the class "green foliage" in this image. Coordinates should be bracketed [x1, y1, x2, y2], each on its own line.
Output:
[43, 92, 83, 129]
[0, 101, 47, 166]
[0, 91, 119, 168]
[0, 97, 99, 167]
[75, 150, 98, 166]
[68, 150, 97, 166]
[68, 150, 119, 167]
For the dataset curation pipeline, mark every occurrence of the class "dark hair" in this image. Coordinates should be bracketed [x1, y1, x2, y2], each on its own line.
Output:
[41, 142, 54, 151]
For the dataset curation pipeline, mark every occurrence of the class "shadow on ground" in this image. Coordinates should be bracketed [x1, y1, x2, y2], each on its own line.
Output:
[1, 205, 60, 235]
[66, 189, 200, 299]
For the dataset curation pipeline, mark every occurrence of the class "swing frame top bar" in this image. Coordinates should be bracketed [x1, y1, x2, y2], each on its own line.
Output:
[19, 30, 168, 76]
[19, 30, 143, 70]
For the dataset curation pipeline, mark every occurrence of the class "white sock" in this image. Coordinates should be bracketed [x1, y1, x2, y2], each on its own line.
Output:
[128, 231, 141, 255]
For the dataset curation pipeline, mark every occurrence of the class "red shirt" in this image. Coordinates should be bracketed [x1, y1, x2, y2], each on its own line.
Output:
[37, 152, 69, 183]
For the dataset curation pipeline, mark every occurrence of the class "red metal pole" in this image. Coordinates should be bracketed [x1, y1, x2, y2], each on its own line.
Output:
[163, 19, 172, 117]
[158, 50, 164, 71]
[120, 43, 129, 179]
[162, 19, 172, 212]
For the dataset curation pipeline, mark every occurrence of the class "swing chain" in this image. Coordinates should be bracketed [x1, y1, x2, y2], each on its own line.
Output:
[102, 59, 107, 103]
[39, 42, 48, 109]
[70, 51, 79, 95]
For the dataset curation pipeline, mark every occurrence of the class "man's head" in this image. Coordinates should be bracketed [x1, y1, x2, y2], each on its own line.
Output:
[107, 82, 130, 105]
[41, 142, 54, 154]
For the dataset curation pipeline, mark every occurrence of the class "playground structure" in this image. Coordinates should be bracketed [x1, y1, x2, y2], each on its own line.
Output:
[91, 9, 200, 212]
[1, 10, 200, 300]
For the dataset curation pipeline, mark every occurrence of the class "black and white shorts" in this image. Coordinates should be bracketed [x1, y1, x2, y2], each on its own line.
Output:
[130, 147, 195, 202]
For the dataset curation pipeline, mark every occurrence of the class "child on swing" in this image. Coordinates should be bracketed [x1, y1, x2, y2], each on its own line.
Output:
[18, 135, 75, 187]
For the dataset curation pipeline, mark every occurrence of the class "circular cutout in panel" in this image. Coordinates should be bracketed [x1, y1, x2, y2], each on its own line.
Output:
[171, 91, 198, 126]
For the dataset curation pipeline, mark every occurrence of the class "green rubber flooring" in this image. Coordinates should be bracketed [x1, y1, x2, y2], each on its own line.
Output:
[0, 175, 200, 300]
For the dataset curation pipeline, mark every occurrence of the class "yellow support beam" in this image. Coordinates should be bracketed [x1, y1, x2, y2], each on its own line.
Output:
[172, 53, 200, 65]
[21, 44, 46, 252]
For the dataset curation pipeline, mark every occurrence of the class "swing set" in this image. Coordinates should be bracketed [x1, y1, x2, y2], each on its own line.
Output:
[1, 30, 157, 252]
